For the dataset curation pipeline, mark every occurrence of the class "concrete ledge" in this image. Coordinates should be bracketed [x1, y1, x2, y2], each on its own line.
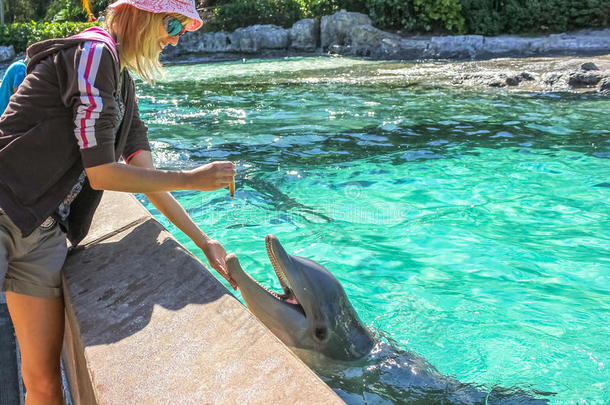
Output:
[61, 191, 343, 404]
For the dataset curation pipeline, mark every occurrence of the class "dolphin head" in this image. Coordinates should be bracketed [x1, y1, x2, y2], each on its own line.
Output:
[226, 234, 374, 361]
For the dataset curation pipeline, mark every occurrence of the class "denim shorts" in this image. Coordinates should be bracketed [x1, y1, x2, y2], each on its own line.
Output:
[0, 210, 68, 298]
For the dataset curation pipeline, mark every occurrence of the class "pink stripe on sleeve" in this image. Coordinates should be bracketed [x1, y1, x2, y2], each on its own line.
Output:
[74, 41, 104, 150]
[125, 149, 145, 164]
[80, 45, 97, 149]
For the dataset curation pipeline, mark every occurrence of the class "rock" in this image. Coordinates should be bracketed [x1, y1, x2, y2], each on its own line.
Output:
[328, 44, 350, 55]
[0, 45, 15, 63]
[428, 35, 484, 59]
[201, 32, 236, 53]
[544, 30, 610, 54]
[350, 25, 429, 59]
[520, 72, 535, 81]
[598, 78, 610, 94]
[488, 80, 506, 87]
[290, 19, 319, 51]
[505, 75, 522, 86]
[581, 62, 599, 71]
[568, 71, 603, 87]
[193, 32, 234, 53]
[320, 10, 371, 50]
[479, 36, 538, 58]
[231, 25, 289, 53]
[543, 72, 562, 85]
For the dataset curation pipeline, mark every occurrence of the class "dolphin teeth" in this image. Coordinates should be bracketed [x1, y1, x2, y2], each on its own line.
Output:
[265, 236, 291, 291]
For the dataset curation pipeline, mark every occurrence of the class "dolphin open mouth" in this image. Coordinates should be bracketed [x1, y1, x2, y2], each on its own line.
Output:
[226, 237, 306, 318]
[263, 236, 305, 316]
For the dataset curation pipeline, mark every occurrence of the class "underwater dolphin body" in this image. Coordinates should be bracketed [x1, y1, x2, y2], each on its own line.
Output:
[226, 235, 550, 404]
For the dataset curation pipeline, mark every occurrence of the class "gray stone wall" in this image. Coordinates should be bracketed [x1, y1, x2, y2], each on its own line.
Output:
[163, 10, 610, 61]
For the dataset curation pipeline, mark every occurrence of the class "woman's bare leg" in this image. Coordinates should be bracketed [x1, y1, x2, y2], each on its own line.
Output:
[5, 292, 64, 405]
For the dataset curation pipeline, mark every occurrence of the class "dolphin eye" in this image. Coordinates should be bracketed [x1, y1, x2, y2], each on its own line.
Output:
[314, 327, 327, 341]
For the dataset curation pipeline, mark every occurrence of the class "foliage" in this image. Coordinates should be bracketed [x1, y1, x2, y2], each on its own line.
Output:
[44, 0, 86, 22]
[2, 0, 112, 23]
[4, 0, 38, 22]
[204, 0, 465, 34]
[460, 0, 610, 36]
[2, 0, 607, 39]
[204, 0, 305, 31]
[0, 22, 99, 53]
[366, 0, 464, 33]
[300, 0, 367, 19]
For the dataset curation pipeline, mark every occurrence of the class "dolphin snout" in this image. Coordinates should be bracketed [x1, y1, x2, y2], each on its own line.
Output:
[226, 253, 245, 284]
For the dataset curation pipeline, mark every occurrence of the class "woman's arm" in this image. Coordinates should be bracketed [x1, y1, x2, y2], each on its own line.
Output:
[85, 160, 235, 192]
[126, 151, 237, 289]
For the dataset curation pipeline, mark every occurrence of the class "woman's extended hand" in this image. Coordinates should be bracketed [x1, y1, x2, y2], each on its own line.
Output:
[201, 238, 237, 290]
[187, 161, 236, 191]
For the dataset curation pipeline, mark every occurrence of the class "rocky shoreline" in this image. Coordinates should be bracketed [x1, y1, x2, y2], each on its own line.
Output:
[156, 10, 610, 94]
[367, 56, 610, 94]
[1, 10, 609, 94]
[162, 10, 610, 62]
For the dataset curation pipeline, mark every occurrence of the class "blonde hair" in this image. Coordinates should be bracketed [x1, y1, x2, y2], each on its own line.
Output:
[104, 5, 189, 84]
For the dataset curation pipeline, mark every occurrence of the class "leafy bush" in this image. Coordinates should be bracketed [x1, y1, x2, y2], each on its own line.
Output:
[0, 22, 100, 53]
[367, 0, 464, 33]
[5, 0, 38, 22]
[45, 0, 87, 22]
[301, 0, 368, 19]
[461, 0, 610, 36]
[204, 0, 305, 31]
[205, 0, 465, 33]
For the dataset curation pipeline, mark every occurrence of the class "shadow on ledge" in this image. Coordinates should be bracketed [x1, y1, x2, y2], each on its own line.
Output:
[63, 219, 232, 346]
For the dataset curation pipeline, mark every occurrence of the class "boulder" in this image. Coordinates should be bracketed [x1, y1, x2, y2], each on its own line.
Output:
[328, 44, 350, 55]
[350, 25, 428, 59]
[290, 19, 319, 51]
[320, 10, 371, 50]
[544, 30, 610, 54]
[176, 31, 235, 54]
[231, 25, 289, 53]
[568, 71, 603, 87]
[542, 72, 563, 85]
[581, 62, 599, 71]
[479, 36, 539, 58]
[200, 32, 236, 53]
[0, 45, 15, 63]
[428, 35, 484, 59]
[598, 77, 610, 94]
[505, 75, 522, 86]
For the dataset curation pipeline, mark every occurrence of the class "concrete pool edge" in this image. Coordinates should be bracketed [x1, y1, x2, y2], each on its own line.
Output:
[60, 191, 343, 404]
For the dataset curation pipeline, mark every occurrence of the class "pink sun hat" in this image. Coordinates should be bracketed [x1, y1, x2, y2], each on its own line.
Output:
[109, 0, 203, 31]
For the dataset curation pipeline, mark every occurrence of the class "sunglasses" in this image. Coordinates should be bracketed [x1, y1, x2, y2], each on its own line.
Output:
[163, 14, 187, 37]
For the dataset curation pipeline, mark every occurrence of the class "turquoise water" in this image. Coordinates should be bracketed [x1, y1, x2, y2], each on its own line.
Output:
[136, 57, 609, 404]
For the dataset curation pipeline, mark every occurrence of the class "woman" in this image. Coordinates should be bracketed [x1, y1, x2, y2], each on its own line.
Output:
[0, 1, 236, 404]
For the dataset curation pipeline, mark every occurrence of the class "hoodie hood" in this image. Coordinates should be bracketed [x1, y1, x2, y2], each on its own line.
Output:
[26, 27, 118, 74]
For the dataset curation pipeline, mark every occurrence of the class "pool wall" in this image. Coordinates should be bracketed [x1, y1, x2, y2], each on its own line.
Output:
[60, 191, 343, 404]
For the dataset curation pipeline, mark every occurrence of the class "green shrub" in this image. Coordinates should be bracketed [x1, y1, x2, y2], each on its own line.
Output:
[461, 0, 610, 36]
[0, 22, 100, 53]
[5, 0, 38, 22]
[366, 0, 465, 33]
[301, 0, 368, 18]
[44, 0, 87, 22]
[204, 0, 305, 31]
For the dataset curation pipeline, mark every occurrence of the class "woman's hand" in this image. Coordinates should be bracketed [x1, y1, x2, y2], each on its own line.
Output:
[201, 238, 237, 290]
[186, 161, 236, 191]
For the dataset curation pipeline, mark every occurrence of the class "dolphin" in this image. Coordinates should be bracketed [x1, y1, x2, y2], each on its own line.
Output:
[226, 235, 550, 404]
[226, 234, 374, 361]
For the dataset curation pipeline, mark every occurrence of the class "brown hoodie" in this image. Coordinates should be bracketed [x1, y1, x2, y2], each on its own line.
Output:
[0, 29, 150, 245]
